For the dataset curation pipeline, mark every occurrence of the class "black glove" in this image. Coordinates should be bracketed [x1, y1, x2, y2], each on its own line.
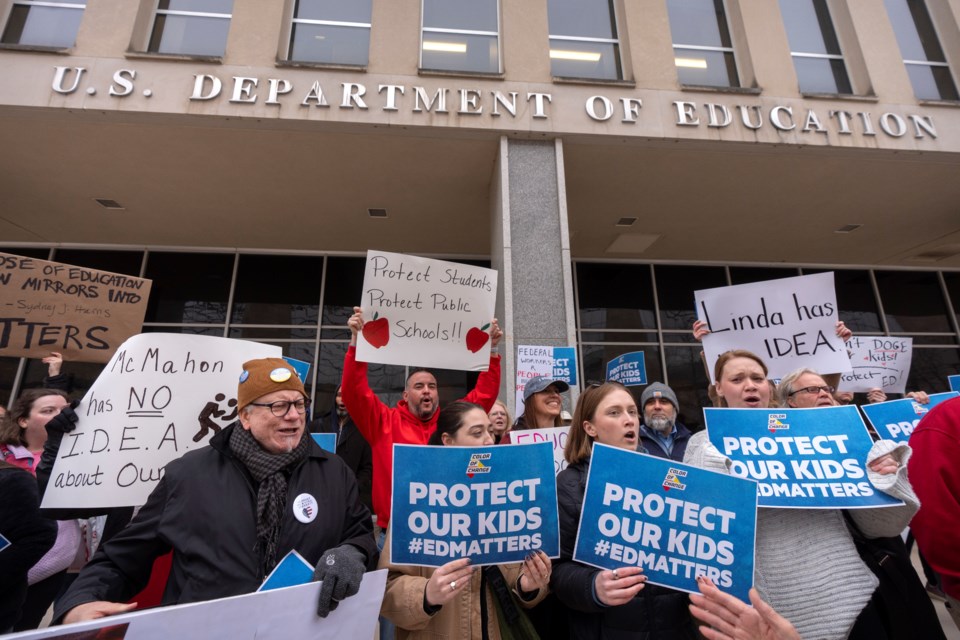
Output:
[47, 400, 80, 435]
[37, 400, 80, 497]
[313, 545, 366, 618]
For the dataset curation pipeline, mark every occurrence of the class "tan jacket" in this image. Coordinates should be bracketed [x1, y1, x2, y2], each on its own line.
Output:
[379, 530, 547, 639]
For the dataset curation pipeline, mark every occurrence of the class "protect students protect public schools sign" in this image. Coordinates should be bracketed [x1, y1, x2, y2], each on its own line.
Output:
[573, 444, 757, 601]
[390, 442, 560, 567]
[356, 250, 498, 371]
[42, 333, 281, 509]
[703, 405, 904, 509]
[0, 252, 152, 363]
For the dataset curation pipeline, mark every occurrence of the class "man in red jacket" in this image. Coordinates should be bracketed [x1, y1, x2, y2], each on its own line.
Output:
[908, 395, 960, 631]
[341, 307, 503, 535]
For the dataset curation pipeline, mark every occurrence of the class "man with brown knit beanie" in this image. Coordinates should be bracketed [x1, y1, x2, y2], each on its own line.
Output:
[56, 357, 378, 625]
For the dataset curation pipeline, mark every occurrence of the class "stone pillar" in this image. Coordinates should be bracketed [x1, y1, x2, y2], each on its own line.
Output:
[490, 137, 578, 412]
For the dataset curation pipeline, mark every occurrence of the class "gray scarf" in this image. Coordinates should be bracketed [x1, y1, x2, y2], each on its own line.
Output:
[229, 425, 310, 576]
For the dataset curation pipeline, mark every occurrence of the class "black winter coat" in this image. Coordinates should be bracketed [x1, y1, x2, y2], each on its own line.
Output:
[54, 424, 377, 621]
[551, 459, 698, 640]
[638, 422, 693, 463]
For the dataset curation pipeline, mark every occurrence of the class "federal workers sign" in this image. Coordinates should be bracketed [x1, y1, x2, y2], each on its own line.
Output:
[704, 406, 904, 509]
[574, 445, 757, 601]
[390, 442, 559, 567]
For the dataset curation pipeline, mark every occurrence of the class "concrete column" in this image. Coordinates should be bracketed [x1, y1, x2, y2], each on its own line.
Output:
[490, 137, 578, 412]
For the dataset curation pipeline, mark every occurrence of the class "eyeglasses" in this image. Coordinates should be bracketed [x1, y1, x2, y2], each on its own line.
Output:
[249, 399, 310, 417]
[788, 385, 836, 397]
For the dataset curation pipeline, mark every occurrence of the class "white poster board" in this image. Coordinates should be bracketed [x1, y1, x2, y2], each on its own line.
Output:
[42, 333, 281, 509]
[356, 250, 497, 371]
[5, 570, 387, 640]
[838, 336, 913, 394]
[509, 426, 570, 475]
[695, 272, 851, 381]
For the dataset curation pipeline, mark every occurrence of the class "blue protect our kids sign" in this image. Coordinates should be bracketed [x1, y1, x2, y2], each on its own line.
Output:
[606, 351, 647, 386]
[574, 444, 757, 601]
[390, 442, 560, 567]
[860, 392, 959, 442]
[704, 405, 904, 509]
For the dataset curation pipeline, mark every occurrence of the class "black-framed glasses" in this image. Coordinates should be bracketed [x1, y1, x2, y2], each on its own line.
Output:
[788, 385, 836, 396]
[249, 399, 310, 417]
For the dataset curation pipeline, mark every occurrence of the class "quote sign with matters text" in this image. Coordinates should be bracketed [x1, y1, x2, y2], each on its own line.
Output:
[0, 252, 152, 363]
[356, 251, 497, 371]
[703, 406, 904, 509]
[42, 333, 280, 509]
[390, 442, 559, 567]
[860, 392, 959, 443]
[839, 336, 913, 394]
[574, 444, 757, 602]
[695, 272, 850, 382]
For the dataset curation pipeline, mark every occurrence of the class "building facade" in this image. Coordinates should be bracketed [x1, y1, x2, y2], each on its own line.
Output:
[1, 0, 959, 425]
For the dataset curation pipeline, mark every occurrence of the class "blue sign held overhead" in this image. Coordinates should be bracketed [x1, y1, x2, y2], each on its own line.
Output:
[311, 433, 337, 454]
[574, 444, 757, 601]
[390, 442, 560, 567]
[606, 351, 647, 386]
[552, 347, 578, 386]
[704, 405, 904, 509]
[860, 392, 959, 442]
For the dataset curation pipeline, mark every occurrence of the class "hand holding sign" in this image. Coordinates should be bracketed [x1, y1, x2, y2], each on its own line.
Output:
[424, 558, 475, 607]
[595, 567, 647, 606]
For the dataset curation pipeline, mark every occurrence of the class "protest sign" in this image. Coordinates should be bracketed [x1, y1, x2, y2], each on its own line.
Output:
[0, 252, 152, 363]
[574, 444, 757, 601]
[6, 570, 387, 640]
[0, 533, 9, 553]
[515, 345, 577, 415]
[704, 406, 903, 508]
[839, 336, 913, 394]
[310, 433, 337, 453]
[42, 334, 281, 509]
[860, 392, 959, 442]
[390, 442, 559, 567]
[949, 375, 960, 392]
[259, 550, 314, 592]
[695, 272, 850, 382]
[283, 356, 311, 384]
[355, 250, 497, 371]
[606, 351, 647, 386]
[509, 426, 570, 475]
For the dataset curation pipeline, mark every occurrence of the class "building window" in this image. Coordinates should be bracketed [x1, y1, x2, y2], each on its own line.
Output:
[1, 1, 85, 48]
[779, 0, 852, 94]
[420, 0, 499, 74]
[547, 0, 621, 81]
[665, 0, 739, 87]
[148, 0, 233, 57]
[288, 0, 371, 66]
[884, 0, 959, 100]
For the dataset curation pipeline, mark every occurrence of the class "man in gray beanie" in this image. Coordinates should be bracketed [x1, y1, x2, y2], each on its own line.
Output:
[639, 382, 692, 462]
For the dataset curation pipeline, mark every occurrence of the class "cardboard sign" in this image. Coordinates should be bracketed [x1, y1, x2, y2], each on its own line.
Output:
[41, 334, 281, 509]
[508, 426, 570, 475]
[355, 250, 497, 371]
[0, 252, 152, 363]
[390, 442, 560, 567]
[258, 550, 314, 592]
[695, 272, 850, 382]
[310, 433, 337, 454]
[6, 570, 387, 640]
[860, 392, 959, 442]
[839, 336, 913, 394]
[515, 345, 577, 415]
[949, 375, 960, 392]
[703, 406, 904, 509]
[606, 351, 647, 386]
[573, 444, 757, 601]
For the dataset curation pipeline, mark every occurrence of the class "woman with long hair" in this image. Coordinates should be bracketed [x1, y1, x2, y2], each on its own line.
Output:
[380, 401, 552, 639]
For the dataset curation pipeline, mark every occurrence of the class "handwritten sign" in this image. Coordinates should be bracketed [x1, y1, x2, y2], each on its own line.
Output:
[860, 392, 959, 442]
[390, 442, 560, 567]
[574, 444, 757, 601]
[839, 336, 913, 394]
[695, 272, 850, 382]
[949, 375, 960, 392]
[703, 406, 903, 509]
[355, 250, 497, 371]
[515, 345, 577, 415]
[0, 252, 152, 363]
[41, 333, 281, 509]
[7, 570, 387, 640]
[606, 351, 647, 386]
[509, 426, 570, 475]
